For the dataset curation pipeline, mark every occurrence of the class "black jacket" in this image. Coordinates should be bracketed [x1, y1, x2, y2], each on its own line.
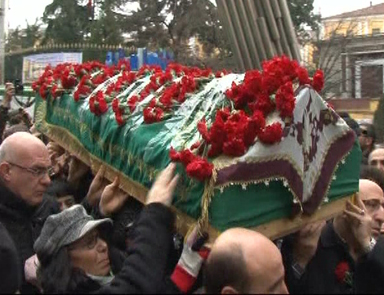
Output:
[0, 183, 60, 294]
[355, 237, 384, 294]
[66, 203, 179, 294]
[283, 221, 384, 294]
[0, 222, 21, 294]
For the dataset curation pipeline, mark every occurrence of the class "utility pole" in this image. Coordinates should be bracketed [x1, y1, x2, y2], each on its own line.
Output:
[0, 0, 6, 85]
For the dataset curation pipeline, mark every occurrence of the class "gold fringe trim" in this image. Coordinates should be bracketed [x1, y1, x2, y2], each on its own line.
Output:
[197, 169, 218, 232]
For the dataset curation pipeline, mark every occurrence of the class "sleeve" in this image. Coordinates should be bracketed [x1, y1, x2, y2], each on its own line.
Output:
[355, 237, 384, 294]
[97, 203, 175, 294]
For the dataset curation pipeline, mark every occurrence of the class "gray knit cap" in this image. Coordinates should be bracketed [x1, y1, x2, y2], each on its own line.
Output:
[34, 205, 112, 258]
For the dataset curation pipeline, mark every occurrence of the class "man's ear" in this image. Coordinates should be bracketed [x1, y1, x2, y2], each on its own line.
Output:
[0, 162, 11, 181]
[222, 286, 239, 294]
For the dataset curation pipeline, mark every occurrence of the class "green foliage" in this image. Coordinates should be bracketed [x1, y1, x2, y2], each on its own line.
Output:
[42, 0, 90, 44]
[287, 0, 320, 43]
[374, 97, 384, 143]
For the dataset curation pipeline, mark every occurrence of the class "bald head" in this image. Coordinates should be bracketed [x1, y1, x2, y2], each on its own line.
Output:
[0, 132, 47, 163]
[359, 179, 384, 238]
[0, 132, 51, 206]
[204, 228, 288, 294]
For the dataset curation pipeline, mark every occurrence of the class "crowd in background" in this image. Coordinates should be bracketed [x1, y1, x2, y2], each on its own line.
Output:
[0, 82, 384, 294]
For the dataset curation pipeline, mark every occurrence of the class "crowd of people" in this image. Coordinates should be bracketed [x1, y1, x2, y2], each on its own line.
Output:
[0, 82, 384, 294]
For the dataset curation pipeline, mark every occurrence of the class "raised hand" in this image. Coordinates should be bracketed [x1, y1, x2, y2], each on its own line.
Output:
[3, 83, 14, 108]
[146, 163, 179, 207]
[292, 220, 326, 269]
[86, 166, 109, 206]
[99, 177, 130, 216]
[343, 193, 373, 257]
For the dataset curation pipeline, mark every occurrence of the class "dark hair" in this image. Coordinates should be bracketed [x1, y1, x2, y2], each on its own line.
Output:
[3, 124, 30, 140]
[203, 244, 250, 293]
[37, 247, 100, 294]
[360, 165, 384, 191]
[46, 180, 78, 201]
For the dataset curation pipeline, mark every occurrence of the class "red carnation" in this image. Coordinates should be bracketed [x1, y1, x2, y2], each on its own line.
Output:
[250, 93, 275, 116]
[186, 158, 214, 181]
[297, 67, 311, 85]
[179, 149, 195, 166]
[198, 119, 211, 143]
[275, 82, 296, 118]
[223, 137, 246, 157]
[112, 98, 120, 113]
[128, 95, 139, 113]
[259, 123, 283, 144]
[312, 70, 324, 92]
[244, 111, 266, 146]
[335, 262, 350, 283]
[169, 147, 181, 162]
[115, 109, 125, 126]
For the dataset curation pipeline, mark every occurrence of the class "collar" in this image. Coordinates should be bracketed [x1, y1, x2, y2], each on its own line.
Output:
[0, 182, 37, 216]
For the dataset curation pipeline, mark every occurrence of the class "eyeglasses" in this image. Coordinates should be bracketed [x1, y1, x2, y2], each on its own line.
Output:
[68, 231, 100, 251]
[7, 162, 54, 178]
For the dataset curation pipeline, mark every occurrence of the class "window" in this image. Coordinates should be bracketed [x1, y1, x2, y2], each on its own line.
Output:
[372, 28, 381, 35]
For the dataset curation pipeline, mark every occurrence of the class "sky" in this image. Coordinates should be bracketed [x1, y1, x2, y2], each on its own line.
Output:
[5, 0, 384, 30]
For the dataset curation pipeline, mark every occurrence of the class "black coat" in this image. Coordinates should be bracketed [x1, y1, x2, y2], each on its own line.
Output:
[283, 222, 384, 294]
[355, 237, 384, 294]
[66, 203, 179, 294]
[0, 222, 21, 294]
[0, 183, 60, 294]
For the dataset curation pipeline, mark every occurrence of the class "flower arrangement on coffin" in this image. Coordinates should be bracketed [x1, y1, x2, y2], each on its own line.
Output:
[32, 59, 131, 101]
[170, 55, 324, 182]
[111, 64, 224, 126]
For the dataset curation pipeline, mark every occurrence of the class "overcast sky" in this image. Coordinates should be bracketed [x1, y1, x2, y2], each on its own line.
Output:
[5, 0, 384, 29]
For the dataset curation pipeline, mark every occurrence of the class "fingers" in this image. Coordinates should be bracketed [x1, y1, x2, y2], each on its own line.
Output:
[346, 200, 365, 215]
[343, 209, 364, 222]
[94, 165, 106, 181]
[168, 174, 179, 194]
[355, 193, 367, 211]
[112, 176, 120, 188]
[157, 163, 176, 184]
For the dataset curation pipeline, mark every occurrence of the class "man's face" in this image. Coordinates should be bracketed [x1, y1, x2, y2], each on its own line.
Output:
[359, 181, 384, 238]
[369, 149, 384, 172]
[7, 146, 52, 206]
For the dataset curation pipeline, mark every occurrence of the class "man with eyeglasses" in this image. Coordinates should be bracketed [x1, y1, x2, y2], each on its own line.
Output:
[0, 132, 60, 293]
[284, 179, 384, 294]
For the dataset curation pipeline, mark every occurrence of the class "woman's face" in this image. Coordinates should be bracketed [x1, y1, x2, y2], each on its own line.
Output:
[68, 228, 111, 277]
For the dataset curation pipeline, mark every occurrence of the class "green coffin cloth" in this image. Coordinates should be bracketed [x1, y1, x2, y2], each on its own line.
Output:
[34, 77, 361, 233]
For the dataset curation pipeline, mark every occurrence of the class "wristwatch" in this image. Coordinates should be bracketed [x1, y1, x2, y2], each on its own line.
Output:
[292, 261, 305, 279]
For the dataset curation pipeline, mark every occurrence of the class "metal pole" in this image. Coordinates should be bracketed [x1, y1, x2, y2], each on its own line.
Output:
[0, 0, 6, 85]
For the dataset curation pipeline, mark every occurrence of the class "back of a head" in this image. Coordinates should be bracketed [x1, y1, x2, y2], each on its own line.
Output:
[360, 165, 384, 191]
[204, 228, 286, 294]
[3, 124, 31, 141]
[204, 239, 249, 293]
